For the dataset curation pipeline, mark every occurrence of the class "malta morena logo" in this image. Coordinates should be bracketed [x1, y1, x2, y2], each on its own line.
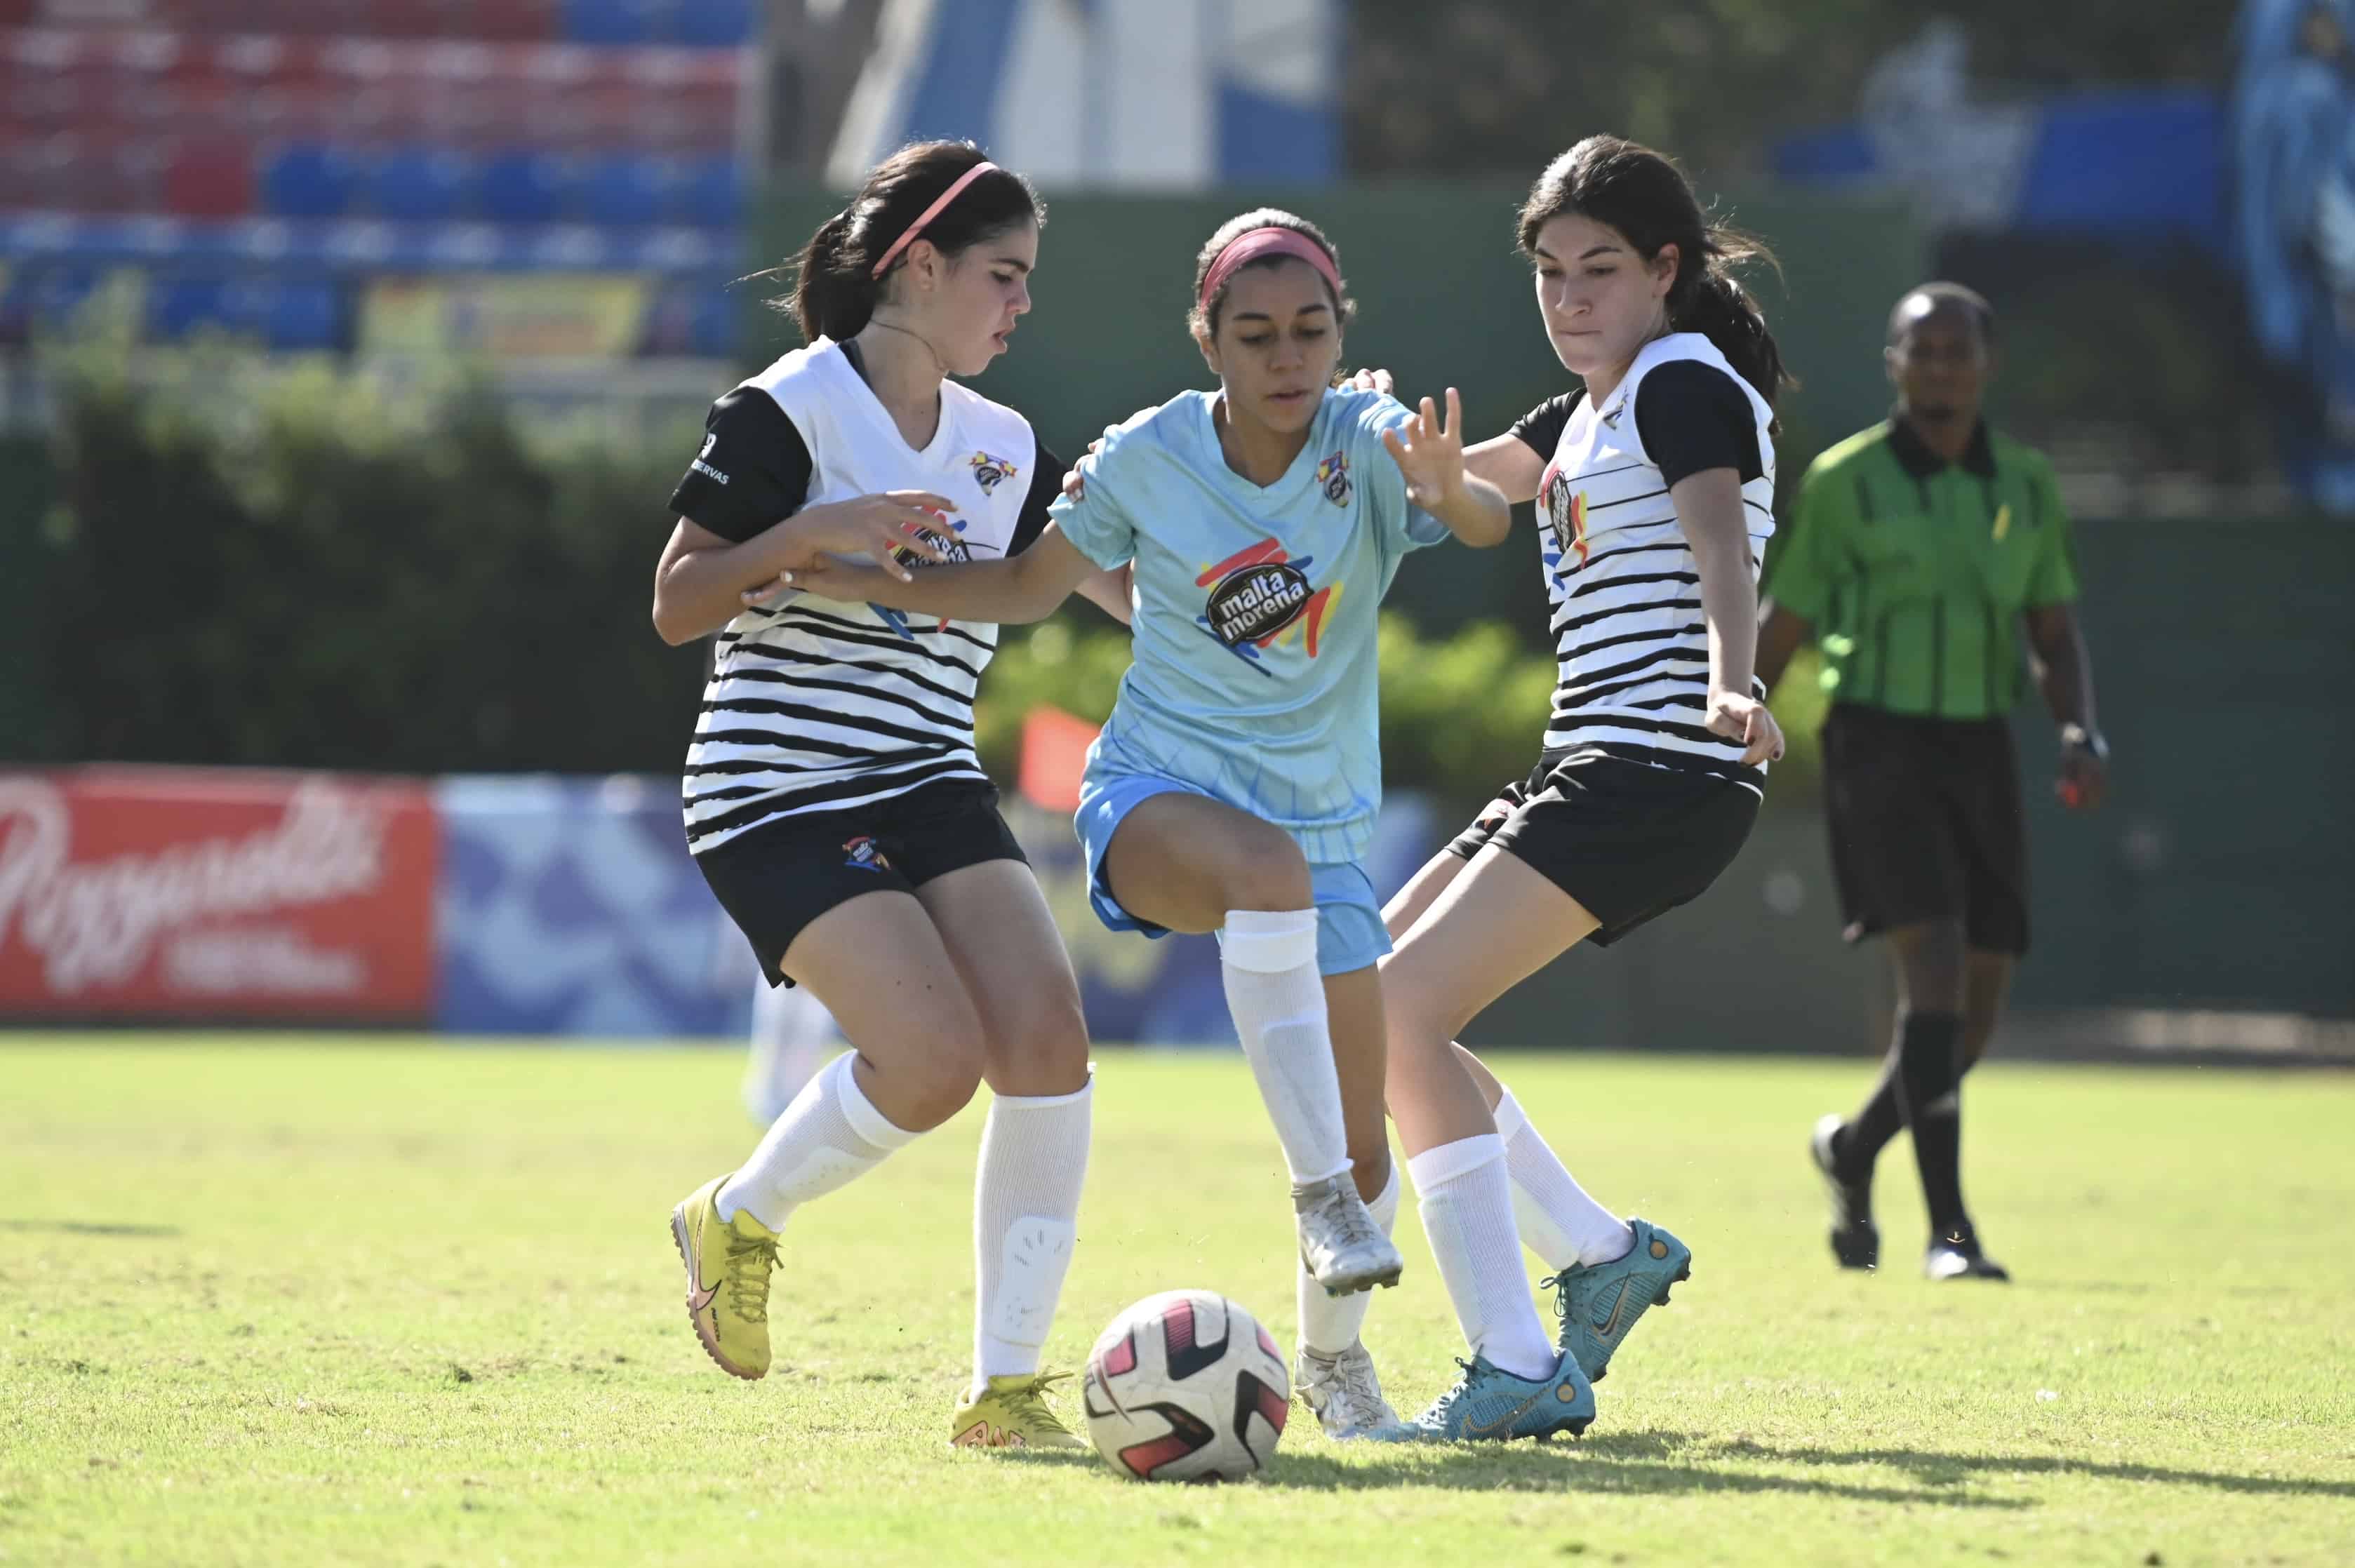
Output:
[1314, 449, 1350, 507]
[968, 450, 1017, 495]
[1192, 538, 1340, 676]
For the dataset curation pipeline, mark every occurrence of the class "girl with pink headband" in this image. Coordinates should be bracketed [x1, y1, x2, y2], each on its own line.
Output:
[658, 140, 1130, 1452]
[775, 208, 1516, 1392]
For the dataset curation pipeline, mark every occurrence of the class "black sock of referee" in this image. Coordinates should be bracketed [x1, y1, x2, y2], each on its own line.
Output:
[1893, 1010, 1970, 1240]
[1836, 1048, 1907, 1178]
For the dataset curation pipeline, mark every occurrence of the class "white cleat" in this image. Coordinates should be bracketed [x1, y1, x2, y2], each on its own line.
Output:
[1295, 1341, 1399, 1441]
[1293, 1174, 1404, 1296]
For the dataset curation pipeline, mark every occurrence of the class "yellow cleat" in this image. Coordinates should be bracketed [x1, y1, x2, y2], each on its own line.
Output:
[949, 1372, 1086, 1450]
[669, 1174, 779, 1380]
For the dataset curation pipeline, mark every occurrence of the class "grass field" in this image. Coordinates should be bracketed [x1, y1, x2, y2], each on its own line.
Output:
[4, 1039, 2352, 1567]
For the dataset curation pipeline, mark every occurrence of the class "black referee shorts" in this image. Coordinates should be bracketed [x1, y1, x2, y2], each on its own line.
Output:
[694, 782, 1027, 988]
[1821, 703, 2029, 955]
[1445, 751, 1759, 946]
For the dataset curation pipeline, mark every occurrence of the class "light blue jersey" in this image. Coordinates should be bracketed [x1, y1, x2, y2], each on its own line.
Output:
[1054, 386, 1447, 867]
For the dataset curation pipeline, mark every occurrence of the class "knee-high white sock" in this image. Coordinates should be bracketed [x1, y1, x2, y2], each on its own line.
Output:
[1494, 1090, 1635, 1271]
[1295, 1161, 1400, 1356]
[719, 1051, 918, 1232]
[972, 1074, 1093, 1393]
[1409, 1134, 1556, 1381]
[1218, 909, 1350, 1186]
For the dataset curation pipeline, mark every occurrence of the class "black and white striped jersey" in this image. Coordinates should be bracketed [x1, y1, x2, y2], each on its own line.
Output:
[1515, 333, 1777, 794]
[666, 337, 1060, 855]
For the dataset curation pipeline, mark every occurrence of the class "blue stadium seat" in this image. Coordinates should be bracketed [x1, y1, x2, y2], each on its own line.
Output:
[684, 284, 735, 357]
[669, 154, 740, 228]
[477, 149, 573, 226]
[579, 152, 667, 227]
[0, 267, 99, 342]
[260, 143, 359, 220]
[263, 277, 344, 351]
[147, 275, 233, 339]
[366, 147, 473, 223]
[667, 0, 750, 46]
[563, 0, 664, 46]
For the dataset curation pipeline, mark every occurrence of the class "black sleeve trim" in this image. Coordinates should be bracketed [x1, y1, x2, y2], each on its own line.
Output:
[1008, 443, 1062, 558]
[1509, 391, 1584, 457]
[667, 387, 816, 544]
[1634, 361, 1763, 488]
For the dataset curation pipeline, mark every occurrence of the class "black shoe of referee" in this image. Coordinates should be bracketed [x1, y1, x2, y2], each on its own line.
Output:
[1809, 1114, 1879, 1271]
[1923, 1221, 2010, 1282]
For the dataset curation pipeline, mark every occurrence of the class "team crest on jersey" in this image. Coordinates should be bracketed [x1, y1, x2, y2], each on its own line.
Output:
[968, 451, 1017, 495]
[842, 835, 892, 873]
[1314, 450, 1351, 507]
[1537, 462, 1590, 574]
[1192, 537, 1341, 676]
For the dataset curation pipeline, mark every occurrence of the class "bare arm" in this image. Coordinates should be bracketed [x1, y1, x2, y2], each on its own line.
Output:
[651, 491, 948, 646]
[1075, 563, 1134, 626]
[1464, 434, 1546, 506]
[1381, 389, 1513, 548]
[2024, 601, 2107, 810]
[1672, 466, 1782, 765]
[755, 525, 1102, 628]
[1755, 599, 1815, 696]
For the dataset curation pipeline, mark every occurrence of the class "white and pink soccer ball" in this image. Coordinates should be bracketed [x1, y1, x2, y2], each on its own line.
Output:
[1081, 1289, 1290, 1482]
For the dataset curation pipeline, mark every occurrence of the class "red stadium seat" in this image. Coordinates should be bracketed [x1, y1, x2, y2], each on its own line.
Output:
[161, 133, 255, 216]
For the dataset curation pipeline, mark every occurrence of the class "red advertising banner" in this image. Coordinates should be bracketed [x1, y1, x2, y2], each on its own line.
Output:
[0, 768, 437, 1022]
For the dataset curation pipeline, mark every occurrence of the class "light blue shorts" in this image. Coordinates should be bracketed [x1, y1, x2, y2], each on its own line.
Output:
[1073, 769, 1392, 977]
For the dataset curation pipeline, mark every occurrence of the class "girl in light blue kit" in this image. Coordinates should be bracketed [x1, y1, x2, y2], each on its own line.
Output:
[764, 210, 1512, 1311]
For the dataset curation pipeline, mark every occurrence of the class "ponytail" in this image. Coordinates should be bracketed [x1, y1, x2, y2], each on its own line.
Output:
[789, 208, 870, 342]
[1671, 262, 1788, 430]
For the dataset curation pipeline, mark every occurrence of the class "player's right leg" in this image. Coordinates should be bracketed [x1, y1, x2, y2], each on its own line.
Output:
[674, 889, 989, 1379]
[1098, 791, 1401, 1297]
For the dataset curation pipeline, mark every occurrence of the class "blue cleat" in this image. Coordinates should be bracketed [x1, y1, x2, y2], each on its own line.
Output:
[1363, 1350, 1594, 1443]
[1541, 1218, 1693, 1382]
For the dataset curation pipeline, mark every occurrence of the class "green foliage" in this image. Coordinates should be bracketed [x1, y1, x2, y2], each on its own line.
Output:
[6, 1040, 2354, 1565]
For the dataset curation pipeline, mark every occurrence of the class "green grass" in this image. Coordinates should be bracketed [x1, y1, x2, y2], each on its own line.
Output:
[3, 1040, 2351, 1567]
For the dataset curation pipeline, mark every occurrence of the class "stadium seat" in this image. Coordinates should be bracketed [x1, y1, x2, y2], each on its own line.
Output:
[365, 145, 472, 222]
[643, 280, 737, 358]
[0, 267, 100, 345]
[477, 148, 573, 225]
[262, 276, 345, 349]
[161, 136, 258, 219]
[668, 154, 740, 228]
[563, 0, 664, 46]
[667, 0, 751, 48]
[260, 142, 359, 218]
[578, 151, 666, 227]
[147, 274, 234, 340]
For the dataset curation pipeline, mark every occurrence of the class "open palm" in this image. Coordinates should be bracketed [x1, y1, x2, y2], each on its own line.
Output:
[1380, 389, 1469, 510]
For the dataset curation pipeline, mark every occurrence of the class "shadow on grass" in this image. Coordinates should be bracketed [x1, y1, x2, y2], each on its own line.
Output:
[1728, 1440, 2355, 1499]
[0, 1219, 181, 1238]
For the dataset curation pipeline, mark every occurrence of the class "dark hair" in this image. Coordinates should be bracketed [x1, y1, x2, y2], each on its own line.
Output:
[1888, 281, 1996, 349]
[1516, 135, 1790, 415]
[1187, 208, 1356, 337]
[775, 140, 1043, 343]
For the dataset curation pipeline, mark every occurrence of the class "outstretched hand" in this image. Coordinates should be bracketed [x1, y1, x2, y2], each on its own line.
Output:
[1379, 389, 1470, 512]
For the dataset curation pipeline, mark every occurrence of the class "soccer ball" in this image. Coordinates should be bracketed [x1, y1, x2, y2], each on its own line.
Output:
[1081, 1289, 1290, 1482]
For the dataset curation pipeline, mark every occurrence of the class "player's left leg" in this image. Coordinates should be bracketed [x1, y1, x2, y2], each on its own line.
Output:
[912, 857, 1096, 1449]
[1373, 845, 1599, 1442]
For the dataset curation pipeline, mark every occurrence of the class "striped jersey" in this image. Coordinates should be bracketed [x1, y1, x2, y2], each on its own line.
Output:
[1522, 332, 1777, 793]
[665, 338, 1058, 855]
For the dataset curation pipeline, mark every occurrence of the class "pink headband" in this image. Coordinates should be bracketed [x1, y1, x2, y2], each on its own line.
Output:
[1197, 227, 1342, 314]
[870, 161, 999, 279]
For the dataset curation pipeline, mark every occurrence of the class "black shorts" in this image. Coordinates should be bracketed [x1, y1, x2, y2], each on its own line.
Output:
[1445, 751, 1760, 946]
[1820, 704, 2028, 955]
[694, 782, 1027, 987]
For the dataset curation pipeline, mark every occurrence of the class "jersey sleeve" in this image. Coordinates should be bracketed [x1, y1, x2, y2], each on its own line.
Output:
[1046, 430, 1138, 570]
[1509, 392, 1582, 457]
[1354, 395, 1450, 551]
[2022, 456, 2081, 606]
[1763, 453, 1853, 624]
[1007, 443, 1063, 557]
[667, 387, 815, 544]
[1634, 361, 1763, 487]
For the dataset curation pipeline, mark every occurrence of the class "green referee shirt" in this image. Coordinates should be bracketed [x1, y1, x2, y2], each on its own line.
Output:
[1768, 416, 2080, 721]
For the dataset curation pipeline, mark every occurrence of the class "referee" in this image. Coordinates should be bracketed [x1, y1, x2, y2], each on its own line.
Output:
[1757, 282, 2108, 1282]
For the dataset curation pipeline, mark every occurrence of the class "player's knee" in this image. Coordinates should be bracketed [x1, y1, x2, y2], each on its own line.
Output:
[1893, 921, 1968, 1011]
[987, 994, 1092, 1094]
[1213, 824, 1312, 911]
[893, 1018, 989, 1130]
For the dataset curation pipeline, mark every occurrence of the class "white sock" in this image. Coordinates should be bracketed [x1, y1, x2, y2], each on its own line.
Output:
[1409, 1134, 1557, 1381]
[1494, 1089, 1635, 1271]
[971, 1074, 1093, 1393]
[1295, 1161, 1400, 1357]
[1217, 909, 1350, 1186]
[718, 1051, 917, 1232]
